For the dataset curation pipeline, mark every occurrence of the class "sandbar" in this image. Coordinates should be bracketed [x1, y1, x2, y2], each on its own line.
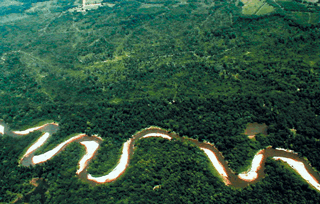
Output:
[77, 140, 100, 174]
[0, 124, 4, 135]
[238, 152, 264, 181]
[13, 124, 49, 135]
[201, 147, 229, 183]
[275, 148, 296, 153]
[142, 133, 172, 140]
[274, 157, 320, 191]
[87, 139, 132, 183]
[23, 132, 51, 158]
[6, 122, 320, 191]
[32, 134, 86, 164]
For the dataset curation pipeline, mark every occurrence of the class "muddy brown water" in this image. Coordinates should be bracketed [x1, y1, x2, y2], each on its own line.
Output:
[245, 122, 268, 138]
[1, 122, 320, 189]
[0, 121, 59, 138]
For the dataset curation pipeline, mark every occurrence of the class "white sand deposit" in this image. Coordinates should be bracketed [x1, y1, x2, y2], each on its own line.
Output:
[238, 153, 264, 181]
[0, 124, 4, 135]
[141, 133, 172, 140]
[23, 132, 51, 158]
[32, 134, 85, 164]
[13, 124, 49, 135]
[238, 171, 258, 181]
[76, 141, 100, 174]
[273, 157, 320, 191]
[201, 147, 229, 182]
[275, 148, 296, 153]
[87, 139, 132, 183]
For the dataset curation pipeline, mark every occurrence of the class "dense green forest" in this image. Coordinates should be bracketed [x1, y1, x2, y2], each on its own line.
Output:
[0, 0, 320, 203]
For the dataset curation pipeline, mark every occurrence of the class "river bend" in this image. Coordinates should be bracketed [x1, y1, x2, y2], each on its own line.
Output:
[0, 122, 319, 191]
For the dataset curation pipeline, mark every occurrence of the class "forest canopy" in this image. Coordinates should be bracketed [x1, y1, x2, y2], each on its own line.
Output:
[0, 0, 320, 203]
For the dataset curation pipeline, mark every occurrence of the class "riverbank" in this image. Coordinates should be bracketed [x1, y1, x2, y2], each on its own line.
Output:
[2, 122, 320, 191]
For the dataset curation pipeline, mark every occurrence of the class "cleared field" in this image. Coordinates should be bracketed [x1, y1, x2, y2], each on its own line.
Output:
[256, 3, 275, 15]
[85, 0, 103, 4]
[241, 0, 275, 15]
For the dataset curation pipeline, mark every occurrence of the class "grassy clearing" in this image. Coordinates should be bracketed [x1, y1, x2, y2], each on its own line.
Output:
[256, 3, 275, 15]
[242, 0, 266, 15]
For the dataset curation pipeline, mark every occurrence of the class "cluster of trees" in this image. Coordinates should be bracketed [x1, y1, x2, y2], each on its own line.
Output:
[0, 0, 46, 16]
[2, 132, 320, 203]
[0, 0, 320, 203]
[0, 132, 43, 203]
[0, 0, 76, 16]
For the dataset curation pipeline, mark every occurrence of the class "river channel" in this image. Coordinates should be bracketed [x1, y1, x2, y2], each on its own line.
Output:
[1, 121, 319, 190]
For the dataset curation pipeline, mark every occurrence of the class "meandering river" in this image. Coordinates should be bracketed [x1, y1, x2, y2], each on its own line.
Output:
[1, 121, 320, 191]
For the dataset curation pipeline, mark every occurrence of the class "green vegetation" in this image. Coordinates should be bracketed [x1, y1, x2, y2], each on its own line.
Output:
[278, 1, 309, 12]
[0, 0, 320, 203]
[87, 139, 123, 176]
[241, 0, 267, 15]
[13, 120, 55, 132]
[255, 3, 275, 15]
[18, 131, 44, 161]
